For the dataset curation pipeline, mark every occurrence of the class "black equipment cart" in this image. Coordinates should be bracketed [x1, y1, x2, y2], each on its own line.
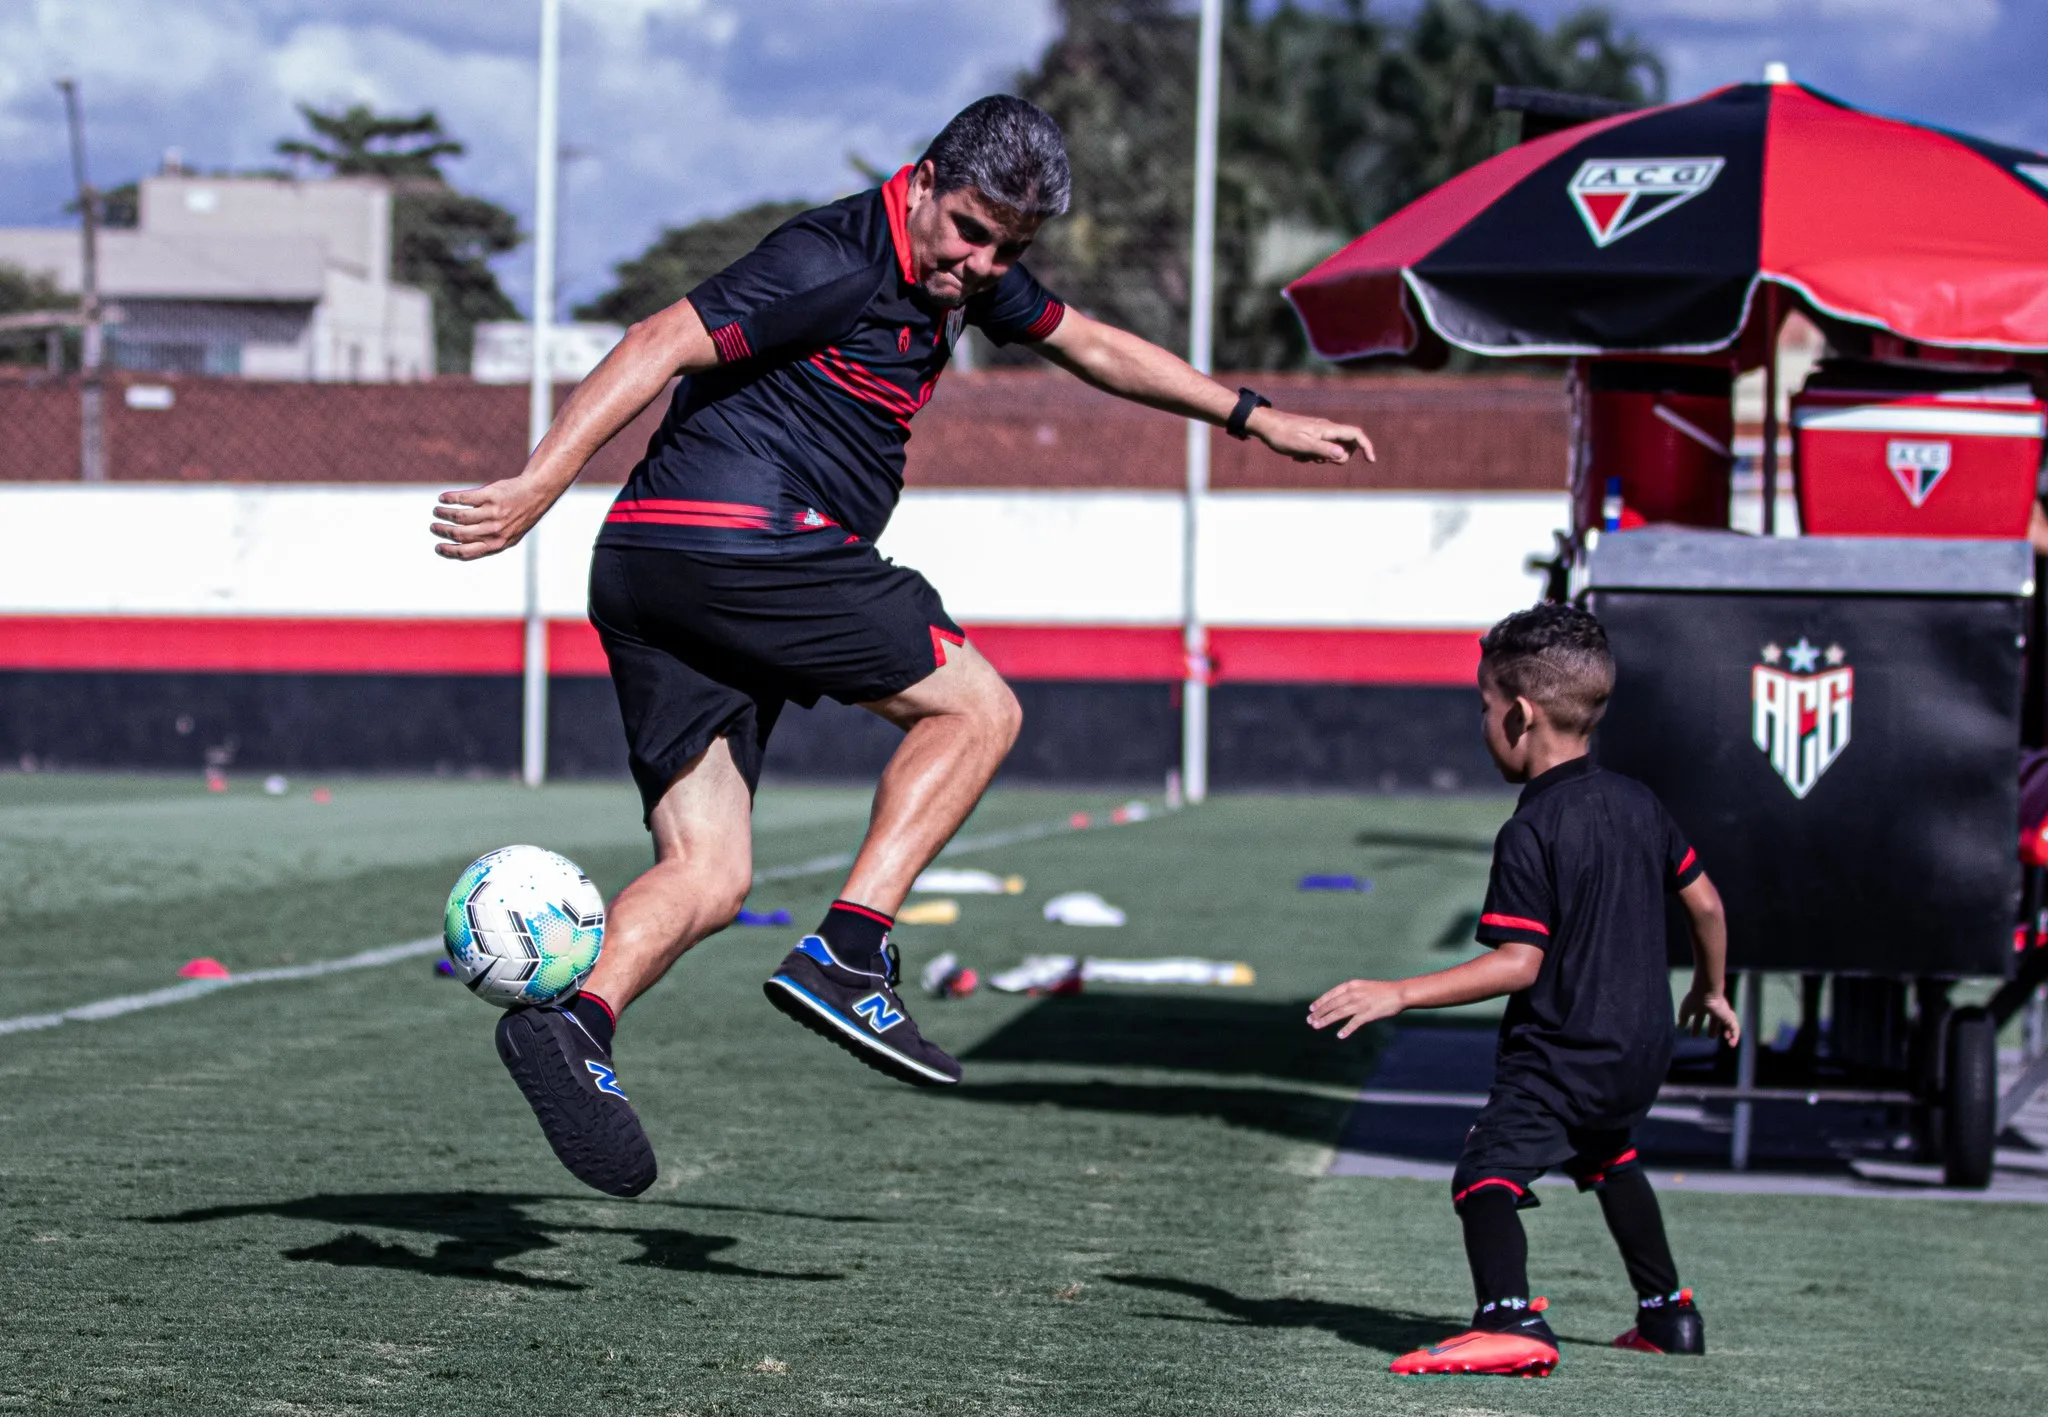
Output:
[1589, 530, 2040, 1186]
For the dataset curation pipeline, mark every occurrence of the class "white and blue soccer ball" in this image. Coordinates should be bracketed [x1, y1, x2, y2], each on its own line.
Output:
[442, 845, 606, 1009]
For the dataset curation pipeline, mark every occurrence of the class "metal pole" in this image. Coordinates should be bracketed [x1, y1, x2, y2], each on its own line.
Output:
[1731, 972, 1763, 1170]
[57, 79, 104, 482]
[1181, 0, 1223, 805]
[521, 0, 561, 789]
[1759, 285, 1780, 536]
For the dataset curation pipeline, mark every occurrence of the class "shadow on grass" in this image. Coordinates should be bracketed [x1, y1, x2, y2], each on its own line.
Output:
[951, 995, 1389, 1142]
[1352, 830, 1494, 855]
[963, 994, 1381, 1084]
[950, 1078, 1356, 1143]
[1105, 1274, 1455, 1356]
[144, 1190, 847, 1290]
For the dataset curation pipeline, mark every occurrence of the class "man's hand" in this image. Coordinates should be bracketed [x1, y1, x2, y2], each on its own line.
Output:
[432, 477, 554, 560]
[1678, 982, 1740, 1045]
[1247, 407, 1375, 465]
[1307, 978, 1406, 1039]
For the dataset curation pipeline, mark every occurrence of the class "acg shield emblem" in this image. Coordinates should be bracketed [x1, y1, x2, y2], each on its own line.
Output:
[1752, 638, 1852, 799]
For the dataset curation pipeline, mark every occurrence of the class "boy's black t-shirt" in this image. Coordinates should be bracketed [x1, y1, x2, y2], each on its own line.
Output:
[596, 166, 1068, 557]
[1475, 755, 1703, 1129]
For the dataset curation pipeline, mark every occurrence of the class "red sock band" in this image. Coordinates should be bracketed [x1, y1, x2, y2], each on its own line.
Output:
[579, 991, 617, 1024]
[830, 900, 895, 928]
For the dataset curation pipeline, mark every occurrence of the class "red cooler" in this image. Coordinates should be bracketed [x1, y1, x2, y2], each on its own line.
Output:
[1794, 384, 2045, 538]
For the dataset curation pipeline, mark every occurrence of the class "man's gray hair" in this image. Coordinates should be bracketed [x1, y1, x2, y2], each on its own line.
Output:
[918, 95, 1071, 219]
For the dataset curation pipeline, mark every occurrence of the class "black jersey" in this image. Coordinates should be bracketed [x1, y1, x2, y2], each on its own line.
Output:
[597, 167, 1068, 556]
[1475, 756, 1704, 1129]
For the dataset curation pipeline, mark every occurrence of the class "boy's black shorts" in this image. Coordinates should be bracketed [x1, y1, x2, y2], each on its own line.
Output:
[588, 541, 963, 820]
[1450, 1085, 1644, 1210]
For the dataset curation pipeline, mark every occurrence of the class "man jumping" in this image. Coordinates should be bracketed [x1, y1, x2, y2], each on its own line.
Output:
[432, 95, 1372, 1197]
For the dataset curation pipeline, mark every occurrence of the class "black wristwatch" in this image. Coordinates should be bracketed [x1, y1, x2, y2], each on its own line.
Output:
[1226, 387, 1271, 440]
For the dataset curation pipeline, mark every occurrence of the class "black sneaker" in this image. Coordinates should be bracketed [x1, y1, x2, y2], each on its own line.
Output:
[495, 1003, 657, 1197]
[1614, 1289, 1705, 1355]
[764, 936, 962, 1087]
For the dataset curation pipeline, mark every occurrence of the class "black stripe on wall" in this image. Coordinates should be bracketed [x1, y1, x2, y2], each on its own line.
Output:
[0, 672, 1496, 792]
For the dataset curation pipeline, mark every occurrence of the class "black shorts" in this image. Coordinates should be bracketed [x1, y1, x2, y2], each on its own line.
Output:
[1450, 1085, 1642, 1211]
[588, 541, 963, 818]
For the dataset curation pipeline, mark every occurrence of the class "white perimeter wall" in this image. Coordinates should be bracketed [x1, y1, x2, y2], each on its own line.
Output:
[0, 485, 1567, 627]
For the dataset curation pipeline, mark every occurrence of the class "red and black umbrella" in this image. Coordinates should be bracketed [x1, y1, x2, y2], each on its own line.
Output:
[1286, 79, 2048, 360]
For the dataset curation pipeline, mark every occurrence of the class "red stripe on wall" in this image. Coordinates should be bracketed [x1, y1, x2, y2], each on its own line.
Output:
[1211, 626, 1479, 685]
[0, 617, 526, 674]
[0, 618, 1487, 685]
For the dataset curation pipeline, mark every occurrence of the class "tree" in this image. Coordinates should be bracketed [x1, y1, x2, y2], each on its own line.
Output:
[575, 200, 812, 325]
[574, 0, 1663, 371]
[279, 104, 522, 374]
[1020, 0, 1663, 368]
[0, 262, 76, 367]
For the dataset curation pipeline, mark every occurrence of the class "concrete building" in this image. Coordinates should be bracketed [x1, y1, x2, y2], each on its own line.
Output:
[471, 321, 624, 384]
[0, 175, 433, 381]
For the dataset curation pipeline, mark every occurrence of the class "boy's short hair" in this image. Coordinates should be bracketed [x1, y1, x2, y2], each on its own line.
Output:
[1479, 603, 1616, 736]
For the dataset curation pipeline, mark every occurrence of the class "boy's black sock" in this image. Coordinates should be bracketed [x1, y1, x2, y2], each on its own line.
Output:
[1594, 1166, 1681, 1298]
[1459, 1186, 1532, 1321]
[566, 991, 617, 1054]
[815, 899, 893, 973]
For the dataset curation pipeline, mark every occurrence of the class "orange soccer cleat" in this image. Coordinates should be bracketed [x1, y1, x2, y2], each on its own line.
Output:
[1390, 1299, 1559, 1378]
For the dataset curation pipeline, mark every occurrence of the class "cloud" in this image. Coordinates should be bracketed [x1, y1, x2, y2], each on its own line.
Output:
[0, 0, 1056, 314]
[2, 0, 2036, 321]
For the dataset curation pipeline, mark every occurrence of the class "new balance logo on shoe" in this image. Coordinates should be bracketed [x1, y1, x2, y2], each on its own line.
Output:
[585, 1060, 628, 1098]
[852, 992, 904, 1032]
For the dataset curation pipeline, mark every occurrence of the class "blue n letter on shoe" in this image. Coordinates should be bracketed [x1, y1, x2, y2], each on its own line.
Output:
[585, 1059, 628, 1098]
[852, 992, 904, 1032]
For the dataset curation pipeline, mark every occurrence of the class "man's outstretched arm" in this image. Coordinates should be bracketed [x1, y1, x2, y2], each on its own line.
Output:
[1034, 307, 1374, 464]
[431, 298, 721, 561]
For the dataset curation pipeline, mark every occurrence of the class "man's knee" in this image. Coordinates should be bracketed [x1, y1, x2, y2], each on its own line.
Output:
[648, 847, 751, 927]
[980, 676, 1024, 751]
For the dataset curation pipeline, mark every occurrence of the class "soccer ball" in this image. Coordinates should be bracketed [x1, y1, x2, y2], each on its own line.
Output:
[442, 845, 606, 1008]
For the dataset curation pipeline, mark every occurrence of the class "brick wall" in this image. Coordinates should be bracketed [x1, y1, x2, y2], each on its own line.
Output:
[0, 367, 1566, 492]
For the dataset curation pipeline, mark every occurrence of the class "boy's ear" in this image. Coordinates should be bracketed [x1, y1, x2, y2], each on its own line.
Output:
[1504, 696, 1530, 747]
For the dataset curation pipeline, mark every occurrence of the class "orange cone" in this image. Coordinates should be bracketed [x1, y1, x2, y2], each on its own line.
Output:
[178, 957, 231, 980]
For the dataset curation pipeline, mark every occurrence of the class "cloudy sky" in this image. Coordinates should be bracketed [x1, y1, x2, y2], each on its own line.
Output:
[2, 0, 2042, 317]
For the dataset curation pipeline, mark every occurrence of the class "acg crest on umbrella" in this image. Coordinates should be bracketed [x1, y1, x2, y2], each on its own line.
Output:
[1568, 158, 1724, 247]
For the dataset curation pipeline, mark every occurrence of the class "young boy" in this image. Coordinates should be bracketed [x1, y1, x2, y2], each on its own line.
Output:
[1309, 603, 1740, 1378]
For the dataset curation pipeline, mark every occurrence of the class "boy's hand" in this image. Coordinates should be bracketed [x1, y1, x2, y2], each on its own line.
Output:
[1308, 979, 1406, 1039]
[1679, 983, 1741, 1045]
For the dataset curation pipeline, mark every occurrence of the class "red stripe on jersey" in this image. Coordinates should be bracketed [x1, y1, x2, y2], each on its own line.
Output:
[1676, 847, 1697, 877]
[816, 348, 920, 413]
[1479, 913, 1550, 936]
[612, 498, 771, 518]
[881, 165, 917, 285]
[708, 322, 751, 362]
[805, 357, 912, 428]
[606, 510, 773, 530]
[1022, 299, 1066, 341]
[930, 624, 966, 668]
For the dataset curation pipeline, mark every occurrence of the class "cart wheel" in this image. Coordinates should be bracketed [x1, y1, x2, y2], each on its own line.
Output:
[1941, 1007, 1997, 1189]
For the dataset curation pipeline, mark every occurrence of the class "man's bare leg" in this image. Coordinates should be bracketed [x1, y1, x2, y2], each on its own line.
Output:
[583, 734, 756, 1012]
[842, 637, 1022, 913]
[763, 638, 1021, 1085]
[493, 740, 750, 1198]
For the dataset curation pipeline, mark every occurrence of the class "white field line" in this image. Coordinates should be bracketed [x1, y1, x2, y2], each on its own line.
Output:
[0, 937, 443, 1038]
[0, 802, 1163, 1040]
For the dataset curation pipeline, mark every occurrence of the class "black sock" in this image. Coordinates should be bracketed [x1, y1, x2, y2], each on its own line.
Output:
[1458, 1186, 1531, 1320]
[567, 991, 617, 1053]
[816, 900, 893, 972]
[1593, 1166, 1681, 1299]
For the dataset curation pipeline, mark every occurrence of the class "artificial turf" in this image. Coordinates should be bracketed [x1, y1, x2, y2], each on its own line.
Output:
[2, 775, 2044, 1414]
